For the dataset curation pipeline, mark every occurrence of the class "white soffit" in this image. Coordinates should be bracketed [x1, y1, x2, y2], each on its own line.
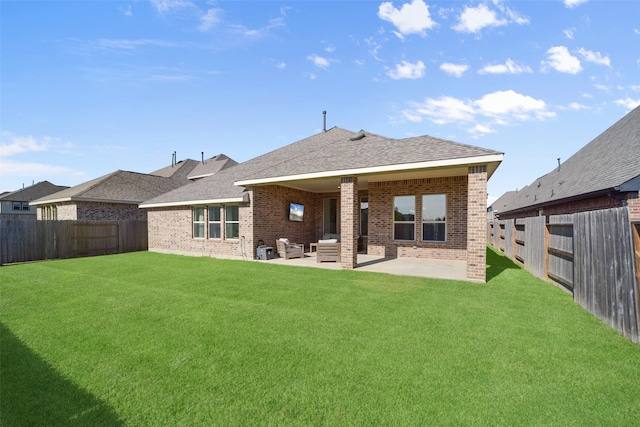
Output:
[235, 154, 503, 187]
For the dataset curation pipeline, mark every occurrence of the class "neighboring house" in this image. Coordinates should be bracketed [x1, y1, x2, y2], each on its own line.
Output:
[0, 181, 69, 220]
[30, 157, 235, 221]
[140, 127, 503, 282]
[491, 105, 640, 221]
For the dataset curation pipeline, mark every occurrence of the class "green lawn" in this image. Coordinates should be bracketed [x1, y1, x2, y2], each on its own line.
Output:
[1, 248, 639, 426]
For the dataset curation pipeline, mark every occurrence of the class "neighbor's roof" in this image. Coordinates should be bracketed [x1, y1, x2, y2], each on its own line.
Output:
[149, 159, 200, 182]
[141, 127, 503, 208]
[31, 170, 192, 205]
[492, 105, 640, 215]
[187, 154, 238, 180]
[0, 181, 69, 202]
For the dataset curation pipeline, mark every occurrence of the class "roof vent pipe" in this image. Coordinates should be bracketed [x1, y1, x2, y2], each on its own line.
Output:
[323, 110, 327, 132]
[201, 151, 204, 164]
[557, 158, 561, 171]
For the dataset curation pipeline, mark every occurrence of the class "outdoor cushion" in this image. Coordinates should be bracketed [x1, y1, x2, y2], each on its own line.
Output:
[318, 239, 338, 244]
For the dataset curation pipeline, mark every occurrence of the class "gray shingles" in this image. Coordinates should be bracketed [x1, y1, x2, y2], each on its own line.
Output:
[493, 105, 640, 215]
[142, 126, 502, 206]
[0, 181, 69, 202]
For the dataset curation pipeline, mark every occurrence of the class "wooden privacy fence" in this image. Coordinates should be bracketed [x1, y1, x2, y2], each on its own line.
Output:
[488, 207, 640, 343]
[0, 219, 148, 265]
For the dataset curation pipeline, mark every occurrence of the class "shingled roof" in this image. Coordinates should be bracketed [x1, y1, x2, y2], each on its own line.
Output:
[141, 126, 503, 208]
[187, 154, 238, 180]
[491, 105, 640, 216]
[31, 170, 193, 206]
[0, 181, 69, 202]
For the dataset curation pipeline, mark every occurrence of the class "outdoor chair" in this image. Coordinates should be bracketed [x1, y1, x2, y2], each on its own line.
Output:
[275, 238, 304, 260]
[316, 239, 341, 263]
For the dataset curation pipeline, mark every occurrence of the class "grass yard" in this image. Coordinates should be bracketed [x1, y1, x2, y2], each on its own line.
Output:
[1, 248, 640, 426]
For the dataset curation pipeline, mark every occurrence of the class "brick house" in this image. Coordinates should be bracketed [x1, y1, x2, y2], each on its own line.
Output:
[0, 181, 69, 220]
[30, 155, 236, 221]
[491, 105, 640, 221]
[140, 127, 503, 282]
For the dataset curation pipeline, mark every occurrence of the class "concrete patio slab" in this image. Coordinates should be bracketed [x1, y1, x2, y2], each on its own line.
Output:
[259, 252, 469, 282]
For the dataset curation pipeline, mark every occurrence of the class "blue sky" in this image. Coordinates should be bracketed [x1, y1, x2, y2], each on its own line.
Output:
[1, 0, 639, 203]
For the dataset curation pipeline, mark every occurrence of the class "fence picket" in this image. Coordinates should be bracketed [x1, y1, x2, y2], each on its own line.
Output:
[0, 219, 148, 265]
[489, 207, 639, 343]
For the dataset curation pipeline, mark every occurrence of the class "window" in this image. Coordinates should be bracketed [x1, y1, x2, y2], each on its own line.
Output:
[225, 205, 239, 239]
[22, 202, 30, 211]
[13, 202, 21, 211]
[193, 207, 205, 238]
[422, 194, 446, 242]
[393, 196, 415, 241]
[323, 198, 338, 235]
[208, 206, 221, 239]
[360, 196, 368, 236]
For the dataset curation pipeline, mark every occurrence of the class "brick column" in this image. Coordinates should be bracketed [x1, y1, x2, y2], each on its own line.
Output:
[467, 166, 487, 282]
[340, 176, 358, 269]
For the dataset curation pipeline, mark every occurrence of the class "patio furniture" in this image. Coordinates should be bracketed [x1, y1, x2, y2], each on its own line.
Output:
[275, 238, 304, 260]
[316, 239, 341, 263]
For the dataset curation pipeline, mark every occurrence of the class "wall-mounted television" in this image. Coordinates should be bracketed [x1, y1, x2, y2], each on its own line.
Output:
[289, 202, 304, 222]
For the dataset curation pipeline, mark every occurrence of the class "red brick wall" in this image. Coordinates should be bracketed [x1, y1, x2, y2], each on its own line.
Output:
[77, 202, 147, 221]
[147, 203, 250, 258]
[367, 176, 468, 261]
[39, 201, 147, 221]
[340, 177, 358, 269]
[626, 193, 640, 222]
[251, 185, 320, 251]
[467, 166, 488, 282]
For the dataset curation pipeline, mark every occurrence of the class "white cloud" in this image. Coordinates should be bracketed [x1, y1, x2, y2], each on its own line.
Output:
[199, 8, 222, 31]
[566, 102, 589, 110]
[564, 0, 588, 8]
[577, 48, 611, 67]
[468, 124, 495, 137]
[440, 63, 469, 78]
[388, 60, 425, 79]
[453, 2, 528, 34]
[402, 90, 555, 133]
[0, 133, 49, 157]
[407, 96, 476, 124]
[614, 98, 640, 109]
[541, 46, 582, 74]
[453, 3, 506, 33]
[479, 59, 532, 75]
[119, 5, 133, 17]
[149, 0, 194, 13]
[564, 28, 575, 39]
[475, 90, 553, 121]
[276, 62, 286, 70]
[378, 0, 436, 38]
[97, 39, 179, 50]
[324, 44, 336, 53]
[307, 54, 333, 69]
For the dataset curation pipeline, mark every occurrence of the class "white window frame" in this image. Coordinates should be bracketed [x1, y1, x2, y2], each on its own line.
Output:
[393, 195, 415, 241]
[193, 207, 205, 239]
[208, 205, 221, 239]
[224, 205, 240, 240]
[422, 194, 447, 242]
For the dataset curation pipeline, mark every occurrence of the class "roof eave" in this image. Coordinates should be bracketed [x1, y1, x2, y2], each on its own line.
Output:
[496, 187, 626, 216]
[30, 197, 143, 206]
[139, 194, 249, 209]
[235, 154, 503, 187]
